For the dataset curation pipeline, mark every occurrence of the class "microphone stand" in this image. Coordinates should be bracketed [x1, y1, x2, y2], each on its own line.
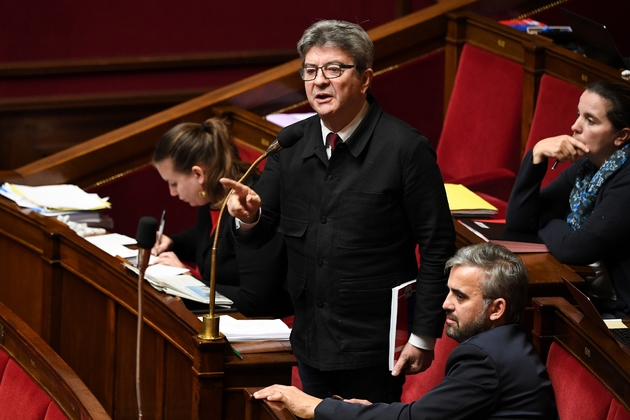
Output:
[198, 148, 275, 340]
[136, 257, 148, 418]
[133, 216, 157, 418]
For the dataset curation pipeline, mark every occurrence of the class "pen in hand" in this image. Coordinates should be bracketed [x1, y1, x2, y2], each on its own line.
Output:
[156, 210, 166, 249]
[554, 132, 577, 170]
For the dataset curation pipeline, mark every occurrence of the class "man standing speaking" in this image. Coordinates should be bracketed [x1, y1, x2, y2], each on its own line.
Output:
[221, 19, 455, 403]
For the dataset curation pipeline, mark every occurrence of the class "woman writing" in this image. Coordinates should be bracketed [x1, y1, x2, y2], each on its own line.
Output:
[507, 80, 630, 317]
[152, 117, 293, 318]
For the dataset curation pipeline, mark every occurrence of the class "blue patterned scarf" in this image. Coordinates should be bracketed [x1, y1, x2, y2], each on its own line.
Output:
[567, 143, 630, 230]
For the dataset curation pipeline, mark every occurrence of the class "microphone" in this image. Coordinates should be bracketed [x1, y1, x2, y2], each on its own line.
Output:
[264, 122, 305, 156]
[134, 216, 157, 418]
[136, 216, 158, 272]
[199, 122, 304, 341]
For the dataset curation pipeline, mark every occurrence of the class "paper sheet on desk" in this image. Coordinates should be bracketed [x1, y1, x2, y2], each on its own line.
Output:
[604, 319, 627, 329]
[0, 184, 105, 217]
[85, 233, 138, 259]
[126, 264, 233, 306]
[214, 315, 291, 342]
[265, 112, 316, 127]
[146, 263, 189, 277]
[4, 183, 110, 211]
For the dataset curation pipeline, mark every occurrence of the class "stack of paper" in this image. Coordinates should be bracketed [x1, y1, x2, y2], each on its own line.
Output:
[444, 183, 498, 216]
[218, 315, 291, 342]
[0, 183, 110, 217]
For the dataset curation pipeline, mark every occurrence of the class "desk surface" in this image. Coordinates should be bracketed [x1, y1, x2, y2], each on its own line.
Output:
[453, 217, 586, 284]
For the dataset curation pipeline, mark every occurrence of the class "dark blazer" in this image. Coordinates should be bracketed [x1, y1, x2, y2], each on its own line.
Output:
[507, 150, 630, 316]
[234, 96, 455, 370]
[170, 203, 293, 318]
[315, 324, 557, 420]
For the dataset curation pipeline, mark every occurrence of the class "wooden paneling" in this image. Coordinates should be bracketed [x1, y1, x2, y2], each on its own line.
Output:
[0, 50, 297, 79]
[0, 49, 297, 171]
[0, 0, 481, 189]
[0, 197, 295, 419]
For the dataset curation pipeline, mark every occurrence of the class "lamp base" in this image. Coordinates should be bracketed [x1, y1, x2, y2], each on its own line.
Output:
[198, 314, 222, 341]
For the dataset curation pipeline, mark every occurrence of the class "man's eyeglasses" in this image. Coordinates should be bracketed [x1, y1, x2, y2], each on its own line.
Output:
[299, 64, 356, 81]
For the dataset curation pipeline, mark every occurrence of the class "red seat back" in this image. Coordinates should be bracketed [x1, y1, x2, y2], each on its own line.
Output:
[401, 325, 458, 403]
[524, 74, 583, 187]
[546, 342, 630, 419]
[436, 44, 523, 202]
[0, 351, 67, 420]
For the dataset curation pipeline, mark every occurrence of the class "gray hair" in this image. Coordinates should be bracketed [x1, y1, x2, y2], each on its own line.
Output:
[445, 242, 529, 324]
[297, 20, 374, 74]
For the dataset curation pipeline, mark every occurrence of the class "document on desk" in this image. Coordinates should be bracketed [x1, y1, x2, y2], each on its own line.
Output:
[2, 183, 110, 211]
[126, 264, 233, 306]
[85, 233, 138, 259]
[216, 315, 291, 342]
[444, 183, 498, 216]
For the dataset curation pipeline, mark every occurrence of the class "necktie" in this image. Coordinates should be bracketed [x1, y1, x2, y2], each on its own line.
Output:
[327, 132, 341, 152]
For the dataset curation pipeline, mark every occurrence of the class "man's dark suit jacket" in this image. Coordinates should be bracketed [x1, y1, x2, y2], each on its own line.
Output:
[234, 96, 455, 370]
[315, 324, 557, 419]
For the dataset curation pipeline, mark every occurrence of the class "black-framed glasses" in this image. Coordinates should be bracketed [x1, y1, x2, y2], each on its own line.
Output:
[299, 64, 356, 81]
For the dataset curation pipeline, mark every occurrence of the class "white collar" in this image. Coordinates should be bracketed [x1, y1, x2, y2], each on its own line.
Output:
[320, 100, 369, 146]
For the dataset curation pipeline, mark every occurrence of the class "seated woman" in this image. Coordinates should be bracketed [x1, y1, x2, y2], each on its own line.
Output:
[507, 80, 630, 317]
[152, 117, 293, 318]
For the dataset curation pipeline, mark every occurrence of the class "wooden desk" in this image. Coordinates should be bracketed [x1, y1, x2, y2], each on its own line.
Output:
[454, 217, 585, 287]
[454, 217, 586, 330]
[0, 196, 295, 420]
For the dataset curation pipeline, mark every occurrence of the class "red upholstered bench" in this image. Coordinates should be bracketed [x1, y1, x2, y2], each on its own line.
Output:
[0, 302, 109, 419]
[401, 325, 458, 403]
[0, 351, 68, 420]
[547, 342, 630, 420]
[436, 44, 524, 217]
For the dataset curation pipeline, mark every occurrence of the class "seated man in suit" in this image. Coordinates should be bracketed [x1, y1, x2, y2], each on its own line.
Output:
[254, 242, 557, 419]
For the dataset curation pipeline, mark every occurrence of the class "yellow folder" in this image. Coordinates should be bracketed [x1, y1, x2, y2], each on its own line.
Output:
[444, 183, 498, 216]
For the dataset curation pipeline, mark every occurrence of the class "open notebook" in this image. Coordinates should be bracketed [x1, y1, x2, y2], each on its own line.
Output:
[562, 277, 630, 348]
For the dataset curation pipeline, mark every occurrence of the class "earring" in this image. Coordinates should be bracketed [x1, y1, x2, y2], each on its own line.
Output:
[198, 190, 207, 198]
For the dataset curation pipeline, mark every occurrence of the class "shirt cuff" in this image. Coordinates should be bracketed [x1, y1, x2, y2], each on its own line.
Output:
[234, 209, 261, 232]
[408, 333, 436, 351]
